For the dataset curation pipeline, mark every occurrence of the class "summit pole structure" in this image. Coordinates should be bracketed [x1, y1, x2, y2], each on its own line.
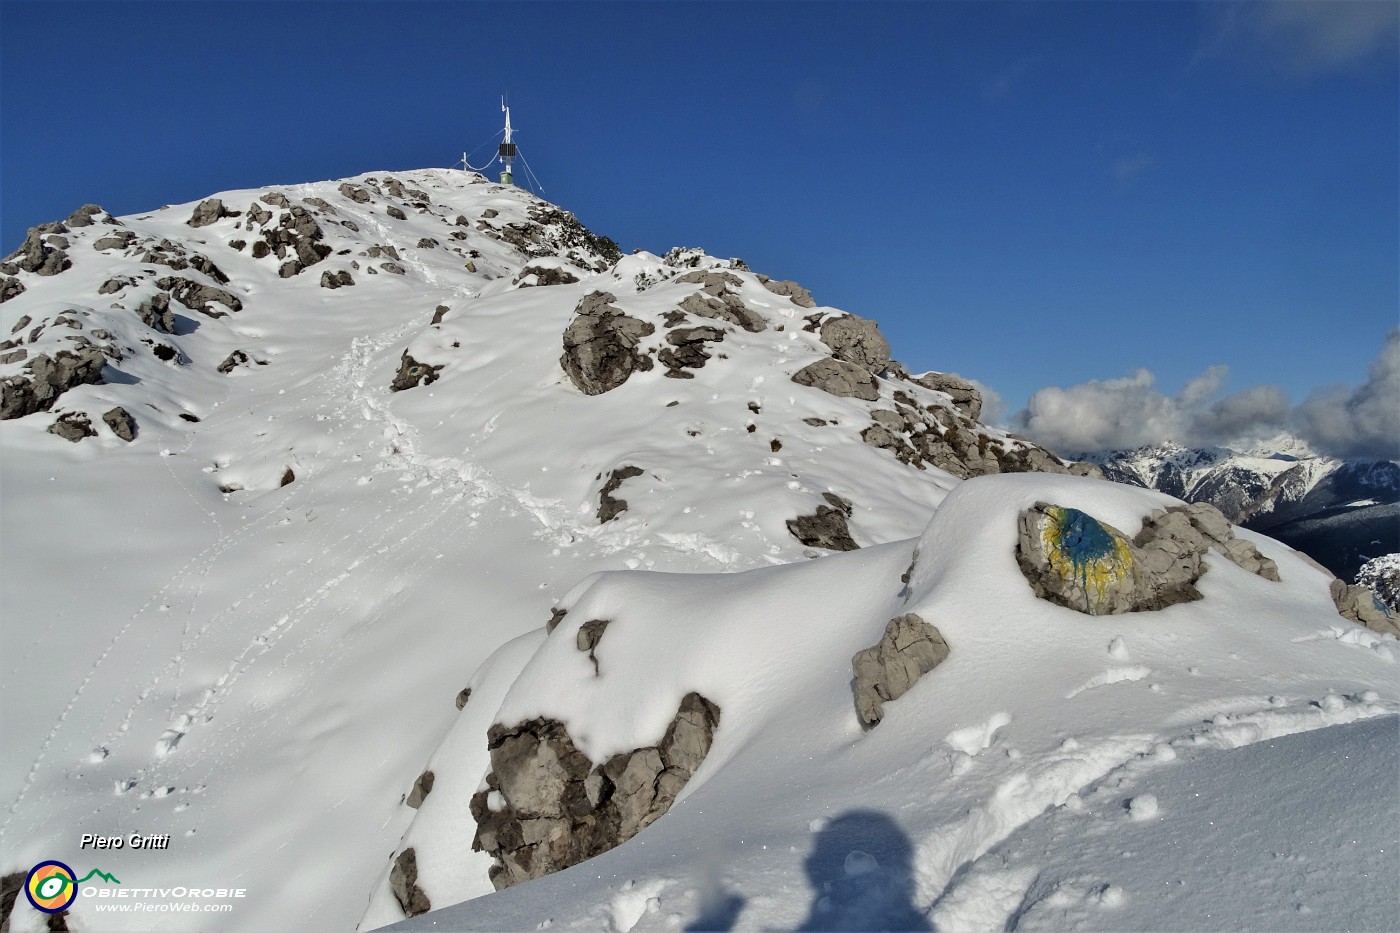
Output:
[498, 99, 516, 186]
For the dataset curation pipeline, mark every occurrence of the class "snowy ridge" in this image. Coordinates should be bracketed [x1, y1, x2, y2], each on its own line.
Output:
[379, 473, 1397, 931]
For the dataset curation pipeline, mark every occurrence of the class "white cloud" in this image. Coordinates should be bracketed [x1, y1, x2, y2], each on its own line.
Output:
[1013, 330, 1400, 460]
[1294, 329, 1400, 459]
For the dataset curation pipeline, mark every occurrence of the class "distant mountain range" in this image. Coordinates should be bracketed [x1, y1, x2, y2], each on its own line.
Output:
[1084, 440, 1399, 582]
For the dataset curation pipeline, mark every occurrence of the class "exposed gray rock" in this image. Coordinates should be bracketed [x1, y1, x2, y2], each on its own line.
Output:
[1017, 500, 1279, 616]
[5, 223, 72, 276]
[0, 276, 23, 303]
[417, 238, 439, 249]
[98, 276, 134, 294]
[758, 276, 816, 307]
[471, 692, 720, 890]
[366, 244, 401, 261]
[319, 270, 354, 289]
[791, 357, 880, 401]
[338, 183, 371, 203]
[0, 347, 106, 420]
[260, 192, 291, 208]
[911, 371, 983, 420]
[48, 411, 96, 442]
[102, 406, 136, 441]
[390, 352, 443, 392]
[217, 350, 251, 374]
[386, 205, 407, 221]
[1330, 579, 1400, 637]
[852, 613, 950, 727]
[560, 291, 655, 395]
[135, 292, 177, 333]
[380, 262, 406, 275]
[254, 207, 330, 274]
[576, 618, 610, 674]
[516, 265, 580, 287]
[65, 204, 106, 227]
[389, 847, 430, 918]
[598, 465, 643, 522]
[244, 202, 272, 227]
[819, 315, 890, 374]
[676, 290, 766, 333]
[0, 348, 26, 364]
[659, 325, 724, 377]
[303, 196, 336, 213]
[455, 686, 472, 710]
[546, 607, 568, 633]
[787, 493, 859, 551]
[155, 276, 242, 315]
[187, 197, 232, 228]
[406, 770, 435, 808]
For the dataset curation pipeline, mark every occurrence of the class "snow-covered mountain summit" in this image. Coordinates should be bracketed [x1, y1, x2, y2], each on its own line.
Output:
[0, 168, 1096, 930]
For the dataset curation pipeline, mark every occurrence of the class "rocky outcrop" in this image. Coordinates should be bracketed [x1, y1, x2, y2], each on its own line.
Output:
[757, 275, 816, 307]
[819, 315, 890, 374]
[1017, 501, 1279, 616]
[102, 406, 136, 442]
[1, 347, 106, 420]
[155, 277, 242, 316]
[787, 493, 859, 551]
[560, 291, 655, 395]
[406, 770, 435, 808]
[217, 350, 252, 374]
[320, 270, 354, 289]
[187, 197, 233, 228]
[659, 325, 724, 378]
[93, 230, 136, 252]
[136, 293, 177, 333]
[852, 613, 950, 728]
[910, 371, 982, 421]
[3, 223, 72, 277]
[253, 207, 330, 276]
[65, 203, 106, 227]
[597, 466, 643, 522]
[338, 183, 371, 203]
[48, 411, 96, 442]
[515, 265, 580, 287]
[791, 357, 880, 401]
[390, 352, 443, 392]
[471, 692, 720, 890]
[389, 847, 430, 918]
[386, 206, 407, 221]
[0, 276, 24, 303]
[1330, 579, 1400, 637]
[674, 271, 767, 332]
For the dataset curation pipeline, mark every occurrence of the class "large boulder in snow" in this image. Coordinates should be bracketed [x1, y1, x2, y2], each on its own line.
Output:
[1329, 579, 1400, 637]
[791, 357, 880, 401]
[47, 411, 96, 442]
[597, 465, 643, 523]
[389, 847, 430, 918]
[852, 613, 950, 727]
[819, 314, 890, 375]
[471, 692, 720, 890]
[186, 197, 233, 228]
[1017, 500, 1278, 615]
[787, 493, 860, 551]
[560, 291, 655, 395]
[0, 347, 106, 420]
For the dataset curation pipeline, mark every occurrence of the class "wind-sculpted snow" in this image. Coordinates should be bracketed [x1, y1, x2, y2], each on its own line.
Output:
[375, 473, 1397, 931]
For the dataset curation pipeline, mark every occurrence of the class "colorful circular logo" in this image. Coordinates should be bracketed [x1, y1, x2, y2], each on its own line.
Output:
[25, 860, 78, 914]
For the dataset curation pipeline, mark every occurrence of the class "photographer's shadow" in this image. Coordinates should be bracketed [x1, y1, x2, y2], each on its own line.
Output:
[797, 809, 931, 931]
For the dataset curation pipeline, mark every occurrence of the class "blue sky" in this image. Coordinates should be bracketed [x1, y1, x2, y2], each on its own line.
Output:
[2, 1, 1396, 454]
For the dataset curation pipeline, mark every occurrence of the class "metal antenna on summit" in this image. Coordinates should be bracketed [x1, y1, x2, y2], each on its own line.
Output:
[498, 98, 517, 186]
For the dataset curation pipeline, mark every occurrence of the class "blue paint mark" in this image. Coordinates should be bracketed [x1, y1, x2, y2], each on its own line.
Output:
[1056, 508, 1118, 566]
